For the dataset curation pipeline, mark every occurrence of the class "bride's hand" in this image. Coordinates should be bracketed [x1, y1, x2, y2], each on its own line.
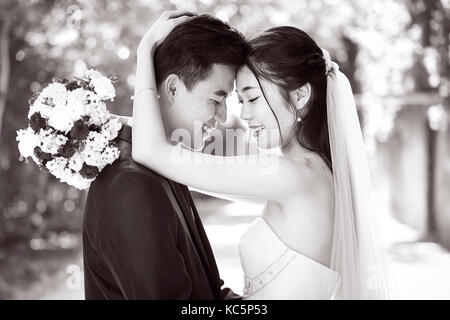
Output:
[137, 10, 196, 54]
[110, 114, 132, 127]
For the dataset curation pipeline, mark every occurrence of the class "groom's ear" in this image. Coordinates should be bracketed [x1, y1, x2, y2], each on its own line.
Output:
[164, 74, 180, 103]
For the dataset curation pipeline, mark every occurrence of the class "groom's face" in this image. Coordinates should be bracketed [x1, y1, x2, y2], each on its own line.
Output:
[164, 64, 235, 151]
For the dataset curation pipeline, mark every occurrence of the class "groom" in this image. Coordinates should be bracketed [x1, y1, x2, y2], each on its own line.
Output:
[82, 14, 247, 299]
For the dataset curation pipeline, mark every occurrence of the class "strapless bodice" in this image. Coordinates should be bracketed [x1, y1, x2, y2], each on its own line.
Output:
[238, 217, 341, 300]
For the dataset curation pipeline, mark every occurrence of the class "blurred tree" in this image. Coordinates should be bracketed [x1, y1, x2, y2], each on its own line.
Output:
[406, 0, 450, 106]
[405, 0, 450, 237]
[0, 18, 10, 139]
[1, 0, 61, 246]
[0, 0, 56, 141]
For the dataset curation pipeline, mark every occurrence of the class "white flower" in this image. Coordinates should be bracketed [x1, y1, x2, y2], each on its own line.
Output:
[85, 69, 102, 80]
[28, 100, 53, 119]
[86, 90, 101, 101]
[38, 129, 67, 154]
[85, 90, 101, 105]
[101, 118, 122, 140]
[82, 149, 103, 167]
[55, 134, 68, 146]
[66, 98, 85, 122]
[48, 105, 74, 133]
[70, 174, 93, 190]
[66, 88, 92, 122]
[66, 88, 103, 123]
[85, 102, 109, 126]
[91, 76, 115, 101]
[16, 127, 40, 158]
[87, 131, 109, 152]
[40, 82, 68, 107]
[101, 146, 120, 165]
[30, 153, 41, 166]
[81, 131, 109, 167]
[67, 88, 87, 103]
[68, 152, 84, 172]
[45, 157, 69, 179]
[60, 170, 75, 184]
[46, 157, 91, 189]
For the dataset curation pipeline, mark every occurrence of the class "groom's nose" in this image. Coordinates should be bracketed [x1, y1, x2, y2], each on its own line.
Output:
[213, 100, 227, 124]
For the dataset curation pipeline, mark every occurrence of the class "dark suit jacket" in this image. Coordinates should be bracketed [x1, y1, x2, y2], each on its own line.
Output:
[82, 126, 240, 300]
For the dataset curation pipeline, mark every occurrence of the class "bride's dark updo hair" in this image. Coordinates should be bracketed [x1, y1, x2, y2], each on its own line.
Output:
[246, 26, 332, 170]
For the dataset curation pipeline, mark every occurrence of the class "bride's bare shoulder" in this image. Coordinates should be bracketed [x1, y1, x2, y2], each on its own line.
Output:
[289, 153, 334, 197]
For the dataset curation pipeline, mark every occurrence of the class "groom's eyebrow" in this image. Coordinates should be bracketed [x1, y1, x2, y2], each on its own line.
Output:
[214, 90, 228, 97]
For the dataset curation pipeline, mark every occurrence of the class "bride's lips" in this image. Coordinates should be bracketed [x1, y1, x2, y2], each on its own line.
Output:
[248, 124, 265, 137]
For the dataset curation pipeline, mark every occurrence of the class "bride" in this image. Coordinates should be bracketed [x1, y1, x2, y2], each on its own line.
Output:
[131, 11, 396, 299]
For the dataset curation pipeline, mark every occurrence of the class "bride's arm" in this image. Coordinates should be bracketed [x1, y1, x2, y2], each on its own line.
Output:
[132, 12, 314, 201]
[187, 186, 267, 206]
[110, 115, 265, 204]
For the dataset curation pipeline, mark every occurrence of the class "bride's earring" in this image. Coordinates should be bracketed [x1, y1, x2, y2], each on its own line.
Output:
[295, 91, 305, 124]
[296, 108, 303, 123]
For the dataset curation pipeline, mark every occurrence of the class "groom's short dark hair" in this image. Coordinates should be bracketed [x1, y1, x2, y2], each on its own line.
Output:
[154, 14, 247, 90]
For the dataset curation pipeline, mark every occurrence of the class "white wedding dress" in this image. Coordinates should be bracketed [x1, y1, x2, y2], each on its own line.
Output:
[239, 217, 341, 300]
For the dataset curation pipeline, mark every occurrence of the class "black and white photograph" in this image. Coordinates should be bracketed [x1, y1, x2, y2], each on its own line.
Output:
[0, 0, 450, 305]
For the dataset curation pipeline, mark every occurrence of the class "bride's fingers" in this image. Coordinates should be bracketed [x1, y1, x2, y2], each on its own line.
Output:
[118, 116, 131, 126]
[170, 14, 195, 26]
[110, 114, 130, 125]
[139, 10, 197, 47]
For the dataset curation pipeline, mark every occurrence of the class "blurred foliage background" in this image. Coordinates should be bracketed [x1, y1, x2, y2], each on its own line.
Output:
[0, 0, 449, 299]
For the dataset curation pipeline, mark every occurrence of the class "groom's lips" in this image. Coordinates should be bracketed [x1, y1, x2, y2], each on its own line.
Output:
[202, 121, 217, 138]
[201, 125, 212, 141]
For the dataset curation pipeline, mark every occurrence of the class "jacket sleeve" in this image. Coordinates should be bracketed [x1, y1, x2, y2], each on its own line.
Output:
[219, 279, 242, 300]
[98, 171, 192, 299]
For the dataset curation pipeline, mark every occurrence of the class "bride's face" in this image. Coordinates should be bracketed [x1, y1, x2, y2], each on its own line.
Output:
[236, 66, 296, 149]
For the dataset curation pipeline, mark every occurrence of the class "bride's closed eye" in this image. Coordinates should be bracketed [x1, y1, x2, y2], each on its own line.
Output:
[237, 96, 260, 104]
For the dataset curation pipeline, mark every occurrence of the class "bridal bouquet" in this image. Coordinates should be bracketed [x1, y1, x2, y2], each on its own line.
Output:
[16, 69, 122, 190]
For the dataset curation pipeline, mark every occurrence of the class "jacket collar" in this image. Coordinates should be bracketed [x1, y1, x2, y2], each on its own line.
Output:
[118, 125, 132, 144]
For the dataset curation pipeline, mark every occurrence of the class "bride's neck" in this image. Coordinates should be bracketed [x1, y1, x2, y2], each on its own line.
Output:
[280, 136, 318, 169]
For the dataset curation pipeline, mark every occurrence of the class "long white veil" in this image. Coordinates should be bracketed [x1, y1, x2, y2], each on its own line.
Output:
[323, 50, 397, 299]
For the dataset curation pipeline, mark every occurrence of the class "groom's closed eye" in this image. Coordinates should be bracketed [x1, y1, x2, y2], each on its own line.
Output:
[210, 90, 229, 106]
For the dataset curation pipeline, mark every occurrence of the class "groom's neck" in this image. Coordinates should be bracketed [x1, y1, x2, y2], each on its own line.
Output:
[158, 96, 174, 142]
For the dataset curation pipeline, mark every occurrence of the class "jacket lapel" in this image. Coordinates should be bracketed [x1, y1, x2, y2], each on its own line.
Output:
[167, 180, 218, 293]
[159, 179, 194, 244]
[185, 192, 222, 295]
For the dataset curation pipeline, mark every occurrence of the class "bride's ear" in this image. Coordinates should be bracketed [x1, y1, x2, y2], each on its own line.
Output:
[164, 74, 180, 103]
[289, 83, 311, 111]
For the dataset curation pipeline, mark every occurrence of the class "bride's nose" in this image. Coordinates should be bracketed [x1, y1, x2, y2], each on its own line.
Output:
[240, 102, 252, 121]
